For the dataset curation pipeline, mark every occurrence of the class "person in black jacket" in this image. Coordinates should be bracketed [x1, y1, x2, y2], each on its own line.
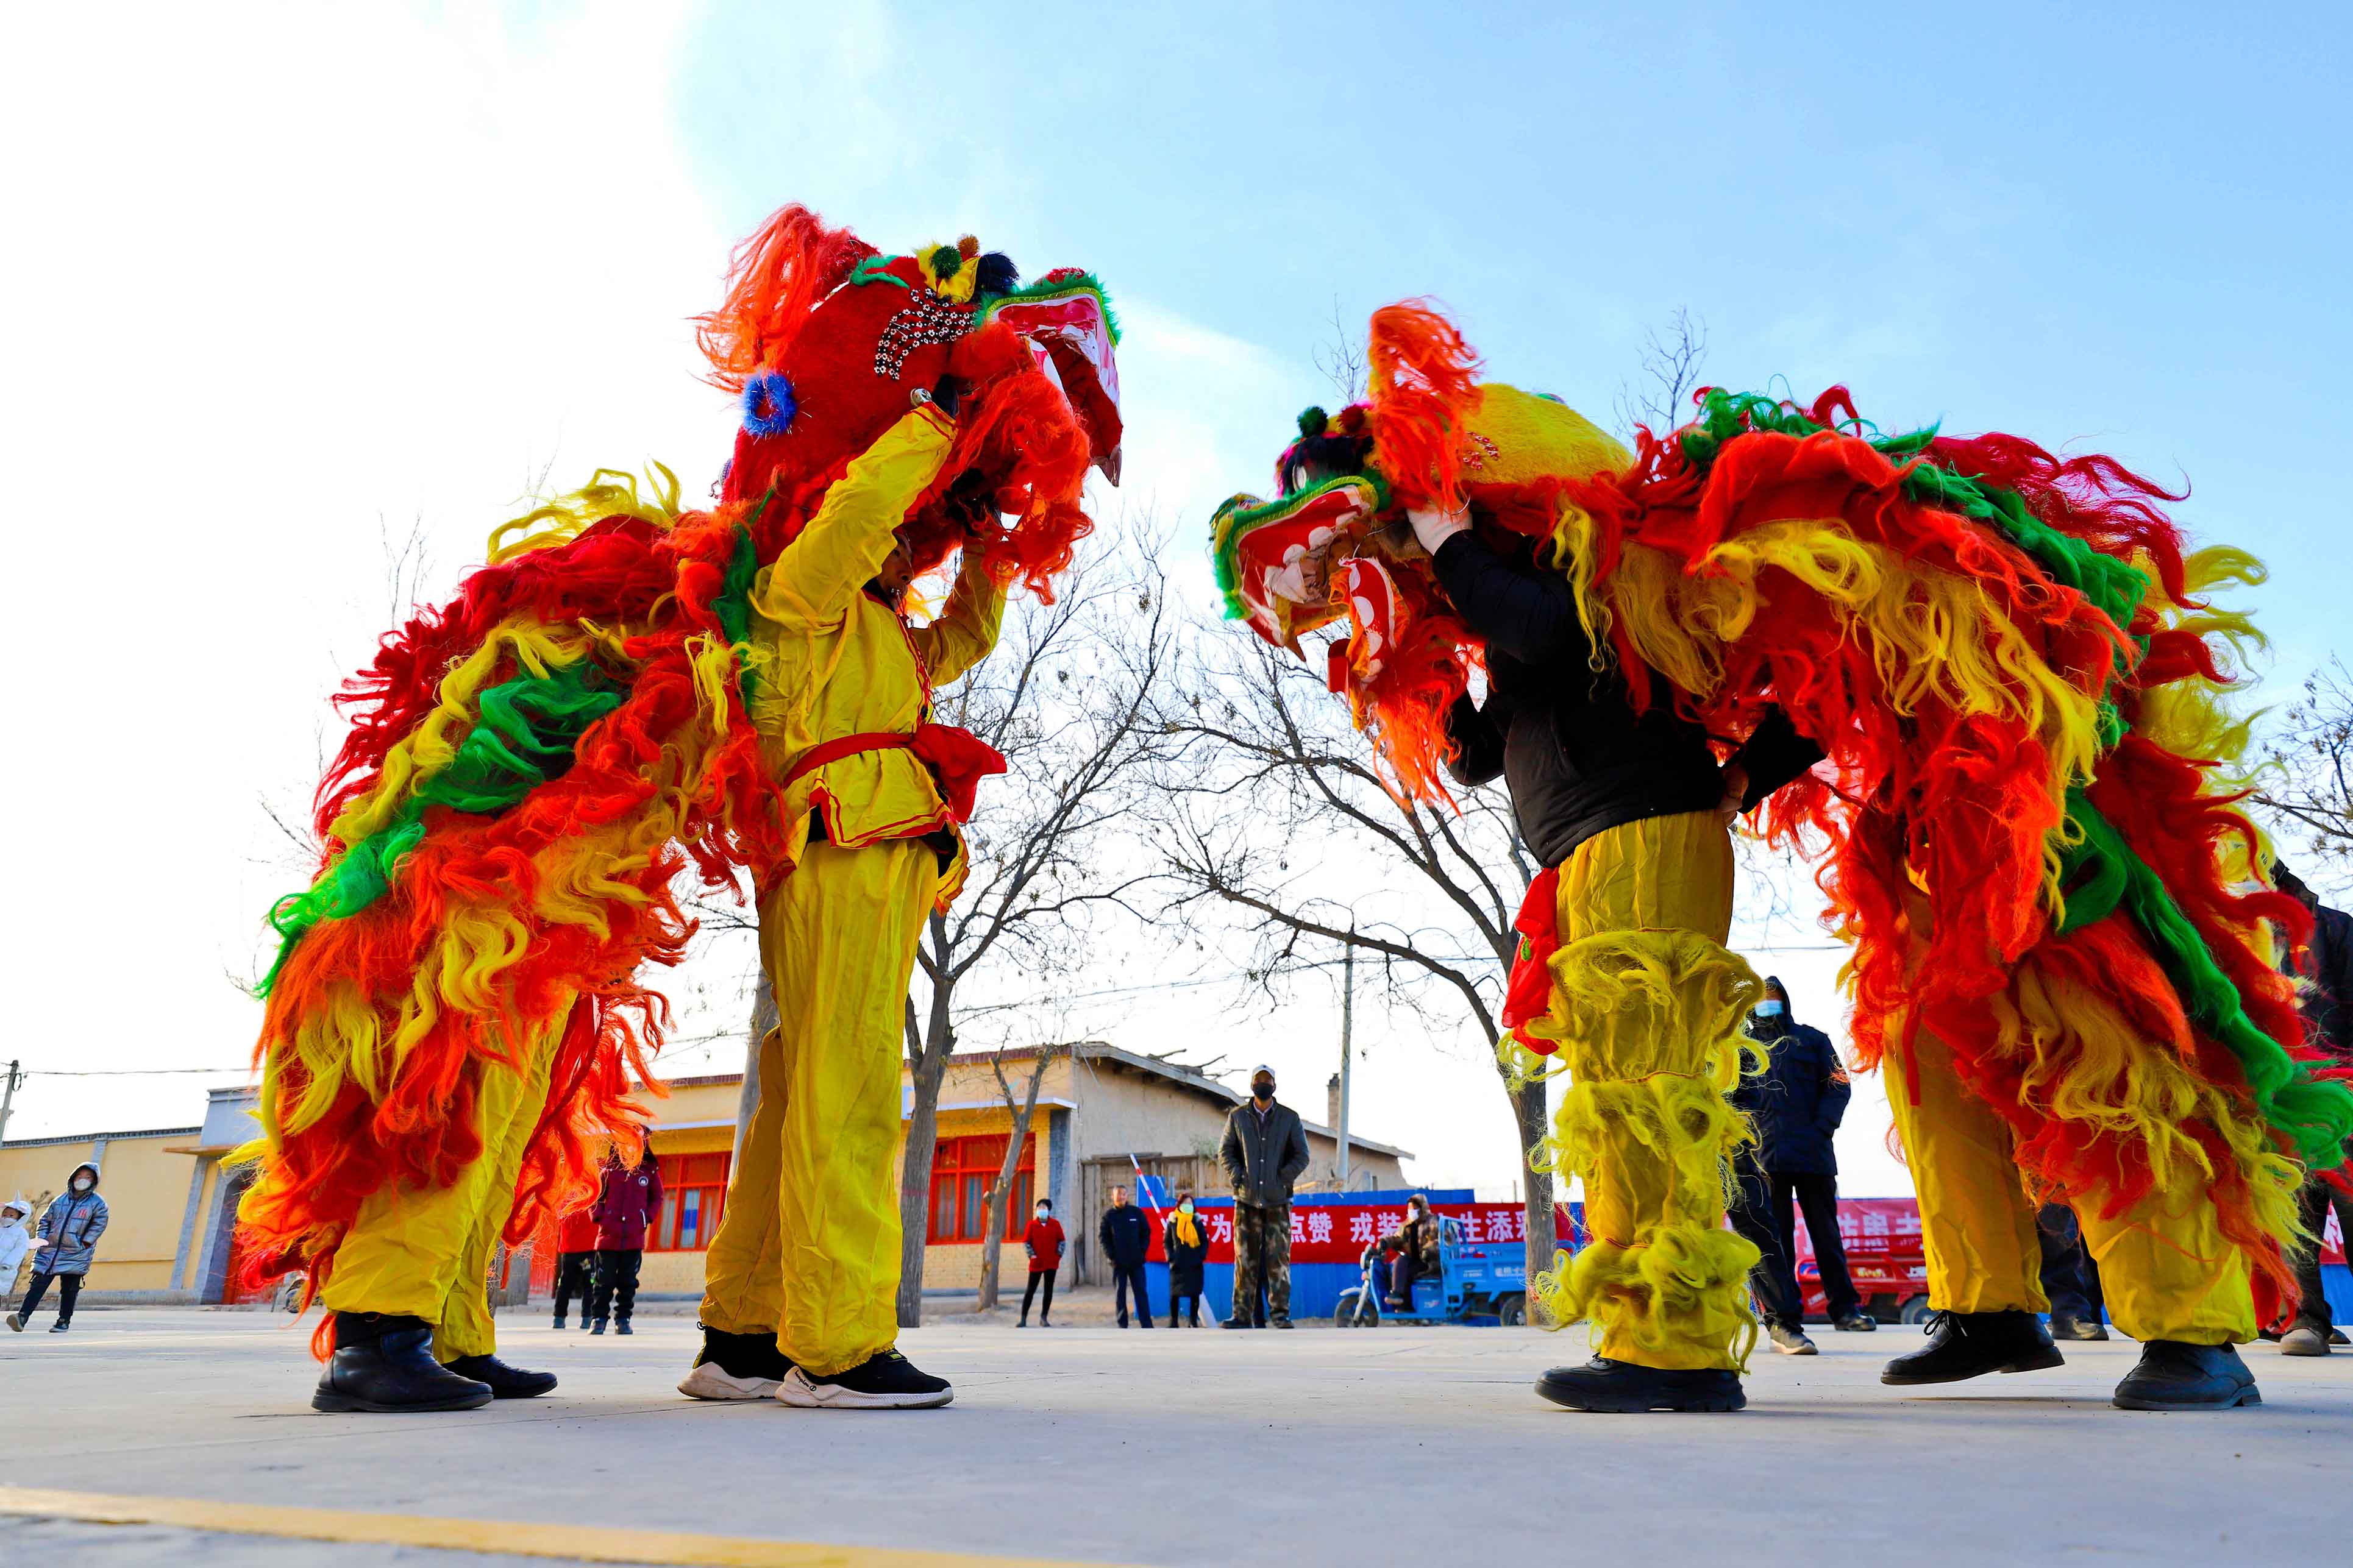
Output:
[1219, 1068, 1312, 1329]
[2273, 862, 2353, 1356]
[1097, 1186, 1155, 1329]
[1726, 978, 1871, 1353]
[1409, 500, 1822, 1414]
[1162, 1191, 1209, 1327]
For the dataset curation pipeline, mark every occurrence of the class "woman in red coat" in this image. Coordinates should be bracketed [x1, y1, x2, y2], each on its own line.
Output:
[1019, 1199, 1064, 1328]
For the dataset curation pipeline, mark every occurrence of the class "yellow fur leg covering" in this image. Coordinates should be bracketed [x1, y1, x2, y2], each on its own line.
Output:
[1524, 924, 1766, 1372]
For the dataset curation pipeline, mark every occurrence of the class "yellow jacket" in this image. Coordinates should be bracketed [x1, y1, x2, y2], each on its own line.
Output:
[744, 405, 1006, 904]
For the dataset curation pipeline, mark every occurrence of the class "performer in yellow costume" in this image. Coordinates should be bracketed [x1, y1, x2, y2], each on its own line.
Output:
[682, 402, 1006, 1409]
[1206, 301, 2351, 1413]
[241, 205, 1120, 1413]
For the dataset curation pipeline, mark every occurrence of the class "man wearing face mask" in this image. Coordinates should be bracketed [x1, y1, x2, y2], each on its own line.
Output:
[1018, 1197, 1064, 1328]
[1220, 1066, 1311, 1329]
[1727, 978, 1870, 1354]
[10, 1162, 107, 1334]
[1163, 1190, 1209, 1327]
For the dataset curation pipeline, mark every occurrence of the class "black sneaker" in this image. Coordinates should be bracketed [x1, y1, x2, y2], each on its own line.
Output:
[1768, 1324, 1818, 1355]
[777, 1349, 952, 1410]
[311, 1313, 494, 1413]
[1881, 1310, 2063, 1385]
[1536, 1356, 1745, 1413]
[552, 1313, 568, 1330]
[615, 1321, 633, 1336]
[2330, 1329, 2350, 1347]
[1832, 1313, 1878, 1333]
[2049, 1313, 2109, 1342]
[1221, 1319, 1255, 1330]
[2113, 1341, 2260, 1410]
[443, 1354, 558, 1399]
[588, 1319, 606, 1336]
[49, 1320, 70, 1333]
[677, 1326, 795, 1401]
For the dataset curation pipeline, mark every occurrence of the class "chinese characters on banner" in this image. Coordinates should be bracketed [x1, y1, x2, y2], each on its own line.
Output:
[1140, 1204, 1528, 1265]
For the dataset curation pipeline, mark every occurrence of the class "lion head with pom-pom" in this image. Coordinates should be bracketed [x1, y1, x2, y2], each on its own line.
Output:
[702, 205, 1122, 600]
[1209, 302, 1632, 798]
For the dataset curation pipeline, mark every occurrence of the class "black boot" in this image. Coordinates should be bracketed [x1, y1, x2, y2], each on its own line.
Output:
[1881, 1310, 2063, 1385]
[588, 1319, 606, 1336]
[677, 1325, 795, 1401]
[443, 1353, 557, 1399]
[2113, 1341, 2260, 1410]
[615, 1319, 633, 1336]
[552, 1312, 567, 1330]
[312, 1313, 494, 1413]
[1536, 1357, 1745, 1413]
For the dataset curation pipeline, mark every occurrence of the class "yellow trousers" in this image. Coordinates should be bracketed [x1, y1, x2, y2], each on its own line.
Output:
[699, 838, 939, 1377]
[320, 1025, 559, 1360]
[1887, 1020, 2254, 1345]
[1523, 812, 1764, 1371]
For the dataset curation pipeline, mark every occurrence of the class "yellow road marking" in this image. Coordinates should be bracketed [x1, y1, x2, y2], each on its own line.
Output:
[0, 1486, 1135, 1568]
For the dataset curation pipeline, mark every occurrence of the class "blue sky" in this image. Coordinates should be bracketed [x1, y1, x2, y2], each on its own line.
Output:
[5, 1, 2344, 1187]
[677, 1, 2351, 671]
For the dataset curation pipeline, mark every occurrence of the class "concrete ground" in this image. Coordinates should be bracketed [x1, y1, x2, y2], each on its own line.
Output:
[5, 1302, 2348, 1566]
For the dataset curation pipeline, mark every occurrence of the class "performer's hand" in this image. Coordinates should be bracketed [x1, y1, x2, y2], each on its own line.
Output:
[1408, 506, 1470, 556]
[1715, 764, 1750, 827]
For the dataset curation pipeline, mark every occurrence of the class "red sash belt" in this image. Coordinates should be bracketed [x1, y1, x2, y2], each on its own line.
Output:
[780, 723, 1008, 824]
[1500, 865, 1562, 1054]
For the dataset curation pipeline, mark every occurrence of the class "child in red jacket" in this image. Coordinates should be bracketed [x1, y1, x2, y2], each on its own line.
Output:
[1019, 1199, 1064, 1327]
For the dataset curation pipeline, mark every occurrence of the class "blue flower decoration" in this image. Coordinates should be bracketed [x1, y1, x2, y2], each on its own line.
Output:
[742, 369, 797, 438]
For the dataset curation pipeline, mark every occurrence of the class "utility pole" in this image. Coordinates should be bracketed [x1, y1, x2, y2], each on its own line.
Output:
[0, 1059, 20, 1147]
[1335, 935, 1354, 1190]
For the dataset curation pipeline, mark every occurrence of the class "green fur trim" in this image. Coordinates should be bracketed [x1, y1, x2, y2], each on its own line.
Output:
[977, 270, 1121, 344]
[2056, 793, 2353, 1170]
[849, 255, 911, 290]
[1206, 474, 1393, 623]
[257, 659, 625, 996]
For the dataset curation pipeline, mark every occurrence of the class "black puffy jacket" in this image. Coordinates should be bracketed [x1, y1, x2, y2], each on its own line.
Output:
[1433, 531, 1820, 865]
[1732, 1013, 1851, 1176]
[1097, 1203, 1153, 1268]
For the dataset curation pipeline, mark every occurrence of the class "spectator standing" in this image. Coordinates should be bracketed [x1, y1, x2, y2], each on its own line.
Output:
[0, 1197, 30, 1306]
[1220, 1065, 1309, 1330]
[1728, 979, 1873, 1354]
[586, 1148, 663, 1337]
[1018, 1198, 1064, 1327]
[551, 1203, 599, 1330]
[1162, 1191, 1208, 1327]
[9, 1160, 107, 1334]
[2038, 1203, 2108, 1341]
[1097, 1185, 1154, 1329]
[2274, 862, 2353, 1356]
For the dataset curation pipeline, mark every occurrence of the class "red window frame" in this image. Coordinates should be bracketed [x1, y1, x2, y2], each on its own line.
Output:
[650, 1152, 732, 1252]
[926, 1134, 1035, 1245]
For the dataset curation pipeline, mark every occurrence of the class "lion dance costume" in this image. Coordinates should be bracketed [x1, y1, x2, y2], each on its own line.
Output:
[241, 205, 1119, 1411]
[1209, 302, 2353, 1408]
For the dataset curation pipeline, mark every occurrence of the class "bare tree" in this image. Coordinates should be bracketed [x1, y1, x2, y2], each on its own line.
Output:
[1612, 306, 1709, 439]
[1311, 297, 1368, 406]
[974, 1042, 1069, 1312]
[2259, 656, 2353, 887]
[894, 548, 1179, 1326]
[1149, 633, 1558, 1289]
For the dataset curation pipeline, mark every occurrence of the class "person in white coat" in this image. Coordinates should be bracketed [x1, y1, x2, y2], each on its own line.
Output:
[0, 1198, 31, 1305]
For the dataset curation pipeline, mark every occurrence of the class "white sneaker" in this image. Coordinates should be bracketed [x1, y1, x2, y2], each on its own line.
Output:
[677, 1360, 783, 1400]
[2280, 1327, 2331, 1357]
[775, 1350, 953, 1410]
